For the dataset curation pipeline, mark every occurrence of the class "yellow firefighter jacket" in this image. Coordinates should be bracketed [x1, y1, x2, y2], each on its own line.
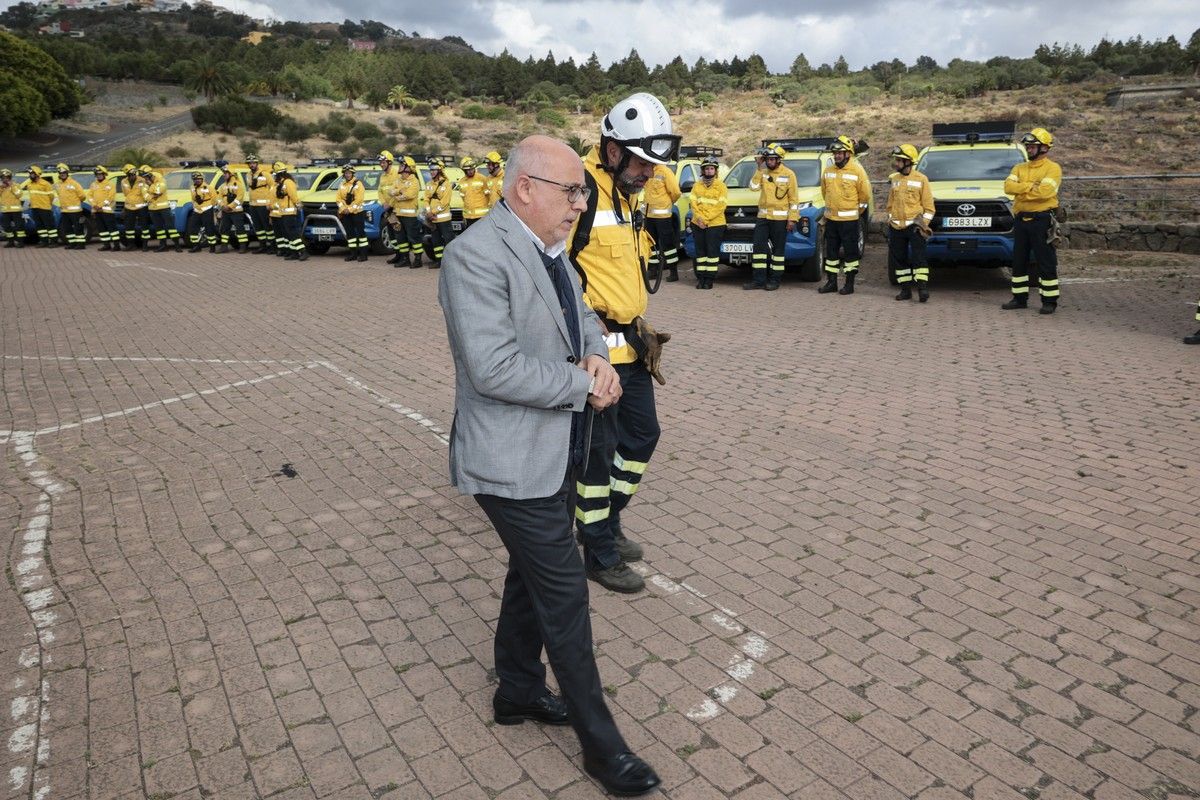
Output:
[247, 166, 273, 207]
[191, 182, 216, 213]
[220, 176, 244, 212]
[485, 168, 504, 208]
[272, 178, 299, 217]
[821, 158, 870, 222]
[389, 172, 420, 216]
[55, 177, 86, 212]
[1005, 158, 1061, 214]
[87, 178, 117, 214]
[378, 164, 399, 208]
[424, 174, 452, 223]
[575, 146, 654, 365]
[337, 177, 365, 215]
[146, 172, 171, 212]
[751, 163, 799, 222]
[689, 178, 728, 227]
[21, 177, 55, 211]
[457, 173, 490, 219]
[886, 169, 934, 230]
[644, 164, 681, 220]
[1, 181, 23, 212]
[122, 175, 148, 210]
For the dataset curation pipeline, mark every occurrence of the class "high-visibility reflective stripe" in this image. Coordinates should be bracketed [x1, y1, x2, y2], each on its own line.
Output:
[614, 453, 648, 474]
[603, 332, 627, 349]
[1011, 275, 1029, 284]
[914, 267, 929, 280]
[62, 206, 81, 212]
[610, 478, 639, 496]
[648, 206, 672, 215]
[844, 261, 860, 270]
[892, 217, 915, 226]
[835, 209, 858, 218]
[468, 207, 488, 214]
[575, 506, 610, 524]
[576, 482, 610, 499]
[592, 210, 621, 228]
[922, 212, 934, 220]
[907, 180, 922, 188]
[1006, 174, 1018, 182]
[1040, 279, 1060, 287]
[1041, 178, 1058, 188]
[764, 209, 788, 217]
[1012, 286, 1030, 294]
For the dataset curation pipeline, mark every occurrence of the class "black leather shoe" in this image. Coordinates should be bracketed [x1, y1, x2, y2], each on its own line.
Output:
[1038, 303, 1057, 315]
[1184, 329, 1200, 345]
[493, 692, 570, 726]
[1001, 297, 1027, 310]
[584, 752, 661, 797]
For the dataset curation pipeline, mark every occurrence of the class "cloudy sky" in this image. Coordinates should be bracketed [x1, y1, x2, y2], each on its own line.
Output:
[80, 0, 1200, 71]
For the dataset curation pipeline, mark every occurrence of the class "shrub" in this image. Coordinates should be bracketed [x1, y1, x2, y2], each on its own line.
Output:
[446, 126, 463, 146]
[191, 96, 284, 134]
[277, 118, 312, 144]
[410, 102, 434, 118]
[351, 121, 382, 140]
[165, 145, 187, 158]
[536, 108, 567, 128]
[461, 103, 514, 120]
[324, 125, 349, 144]
[383, 118, 398, 132]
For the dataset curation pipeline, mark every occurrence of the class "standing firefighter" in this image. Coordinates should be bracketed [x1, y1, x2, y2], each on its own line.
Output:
[337, 164, 368, 262]
[423, 157, 454, 266]
[217, 163, 250, 253]
[21, 165, 57, 246]
[572, 92, 679, 594]
[818, 135, 871, 295]
[55, 164, 87, 249]
[886, 144, 934, 302]
[1, 169, 23, 247]
[1002, 128, 1062, 314]
[121, 164, 151, 250]
[187, 171, 218, 253]
[246, 155, 274, 252]
[689, 156, 727, 289]
[644, 160, 682, 282]
[144, 165, 182, 251]
[387, 156, 422, 268]
[457, 157, 490, 230]
[272, 162, 306, 261]
[484, 150, 504, 207]
[744, 143, 797, 291]
[87, 165, 120, 251]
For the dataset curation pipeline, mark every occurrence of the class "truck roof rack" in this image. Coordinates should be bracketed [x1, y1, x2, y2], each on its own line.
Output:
[930, 121, 1016, 144]
[678, 145, 723, 158]
[409, 153, 457, 164]
[305, 158, 381, 167]
[762, 137, 838, 152]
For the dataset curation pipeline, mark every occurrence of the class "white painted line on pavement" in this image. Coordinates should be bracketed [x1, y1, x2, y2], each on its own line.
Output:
[101, 258, 199, 278]
[630, 564, 775, 722]
[4, 355, 306, 366]
[313, 361, 450, 445]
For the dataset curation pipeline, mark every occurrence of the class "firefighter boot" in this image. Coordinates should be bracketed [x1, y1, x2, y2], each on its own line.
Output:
[411, 254, 422, 269]
[357, 250, 367, 262]
[189, 243, 202, 253]
[895, 285, 912, 301]
[838, 272, 856, 295]
[1039, 303, 1057, 315]
[665, 266, 678, 283]
[208, 243, 216, 254]
[296, 248, 309, 262]
[239, 242, 249, 253]
[216, 243, 229, 254]
[394, 253, 410, 268]
[817, 273, 838, 294]
[344, 248, 357, 262]
[1183, 329, 1200, 344]
[153, 241, 168, 252]
[1001, 296, 1028, 310]
[917, 282, 929, 303]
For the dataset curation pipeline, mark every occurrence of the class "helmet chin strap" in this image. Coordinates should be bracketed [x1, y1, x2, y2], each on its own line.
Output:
[600, 137, 634, 223]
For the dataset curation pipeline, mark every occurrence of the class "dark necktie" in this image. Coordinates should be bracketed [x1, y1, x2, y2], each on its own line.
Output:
[540, 249, 581, 357]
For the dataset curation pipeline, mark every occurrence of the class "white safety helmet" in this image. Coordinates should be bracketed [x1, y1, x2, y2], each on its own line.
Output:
[600, 92, 680, 165]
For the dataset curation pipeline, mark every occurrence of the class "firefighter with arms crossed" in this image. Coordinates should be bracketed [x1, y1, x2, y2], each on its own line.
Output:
[886, 144, 934, 302]
[1002, 128, 1062, 314]
[572, 92, 679, 594]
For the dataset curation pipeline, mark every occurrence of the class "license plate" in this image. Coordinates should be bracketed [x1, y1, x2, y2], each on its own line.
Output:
[311, 227, 337, 236]
[451, 222, 463, 232]
[722, 242, 753, 253]
[943, 216, 991, 228]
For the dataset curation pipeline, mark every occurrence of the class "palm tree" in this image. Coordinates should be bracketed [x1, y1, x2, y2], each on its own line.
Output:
[386, 84, 413, 111]
[336, 71, 366, 109]
[183, 54, 235, 102]
[565, 134, 588, 156]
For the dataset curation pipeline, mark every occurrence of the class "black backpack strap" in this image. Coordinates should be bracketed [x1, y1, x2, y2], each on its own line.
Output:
[567, 170, 600, 293]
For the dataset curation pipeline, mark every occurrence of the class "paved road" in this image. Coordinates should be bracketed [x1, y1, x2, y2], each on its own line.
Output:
[0, 110, 194, 171]
[1, 244, 1198, 799]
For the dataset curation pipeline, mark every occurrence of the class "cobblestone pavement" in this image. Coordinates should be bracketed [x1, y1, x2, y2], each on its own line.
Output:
[2, 241, 1199, 800]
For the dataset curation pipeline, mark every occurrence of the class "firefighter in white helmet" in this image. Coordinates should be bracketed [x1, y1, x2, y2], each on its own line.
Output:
[571, 92, 679, 596]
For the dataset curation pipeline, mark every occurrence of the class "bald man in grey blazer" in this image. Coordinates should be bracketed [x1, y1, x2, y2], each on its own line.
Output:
[438, 135, 660, 797]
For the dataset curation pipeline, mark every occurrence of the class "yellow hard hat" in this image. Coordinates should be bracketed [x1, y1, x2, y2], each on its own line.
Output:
[1021, 128, 1054, 148]
[56, 162, 69, 174]
[272, 161, 288, 173]
[764, 142, 785, 159]
[342, 163, 356, 173]
[246, 153, 260, 163]
[830, 135, 856, 154]
[138, 164, 153, 174]
[427, 157, 444, 169]
[379, 150, 395, 162]
[93, 164, 109, 175]
[891, 144, 919, 163]
[28, 165, 43, 177]
[460, 156, 476, 169]
[122, 163, 137, 173]
[402, 156, 417, 169]
[485, 150, 502, 164]
[0, 169, 12, 179]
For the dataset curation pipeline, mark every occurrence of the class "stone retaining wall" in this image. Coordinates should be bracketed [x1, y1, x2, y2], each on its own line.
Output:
[868, 221, 1200, 254]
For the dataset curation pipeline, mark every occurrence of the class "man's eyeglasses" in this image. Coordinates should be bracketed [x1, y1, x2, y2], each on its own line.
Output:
[527, 175, 591, 204]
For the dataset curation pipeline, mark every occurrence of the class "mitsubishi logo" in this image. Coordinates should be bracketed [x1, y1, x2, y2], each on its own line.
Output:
[321, 204, 329, 211]
[734, 208, 746, 217]
[957, 203, 976, 216]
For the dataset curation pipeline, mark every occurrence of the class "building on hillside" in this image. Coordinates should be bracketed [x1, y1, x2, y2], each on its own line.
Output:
[348, 38, 375, 51]
[242, 30, 272, 44]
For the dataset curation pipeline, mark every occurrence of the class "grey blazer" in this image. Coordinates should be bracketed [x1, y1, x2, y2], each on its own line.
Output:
[438, 202, 608, 500]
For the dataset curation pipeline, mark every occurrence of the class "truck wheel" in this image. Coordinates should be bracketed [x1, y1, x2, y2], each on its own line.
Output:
[800, 246, 824, 281]
[857, 218, 867, 257]
[370, 226, 391, 255]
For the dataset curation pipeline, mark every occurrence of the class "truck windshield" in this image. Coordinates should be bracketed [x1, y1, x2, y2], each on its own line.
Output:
[918, 149, 1023, 181]
[725, 158, 821, 189]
